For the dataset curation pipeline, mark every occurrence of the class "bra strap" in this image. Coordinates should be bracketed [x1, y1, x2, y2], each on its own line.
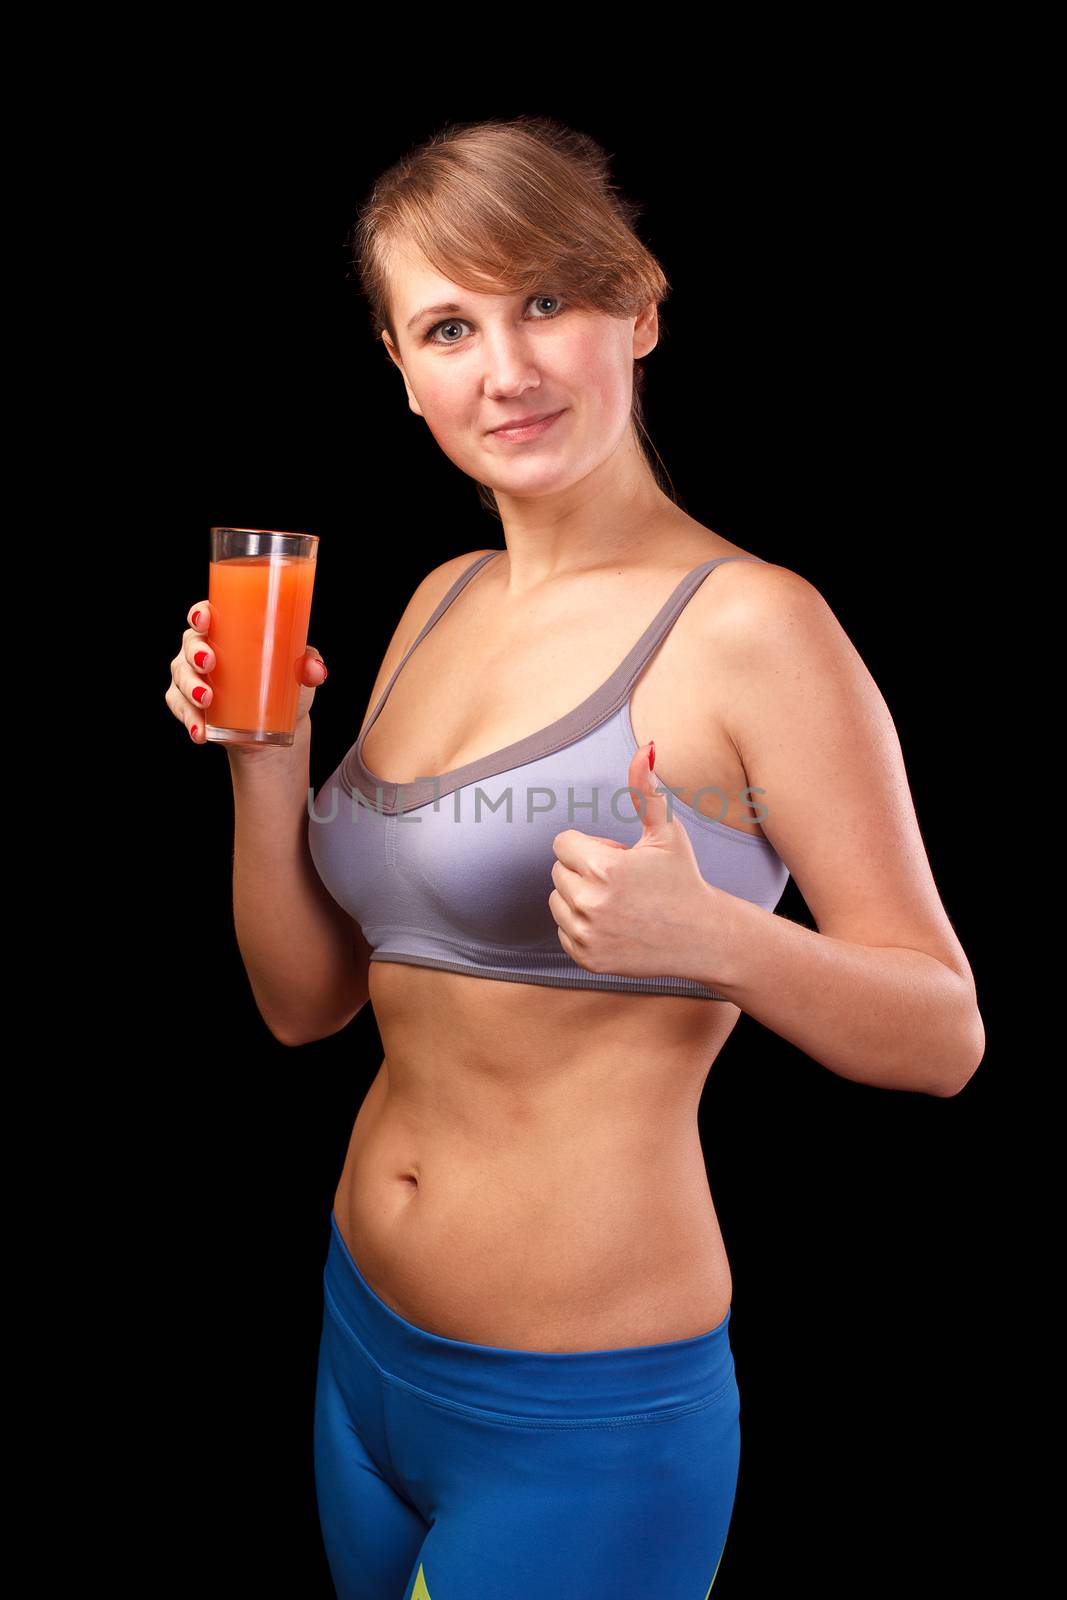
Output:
[610, 555, 766, 698]
[362, 550, 502, 734]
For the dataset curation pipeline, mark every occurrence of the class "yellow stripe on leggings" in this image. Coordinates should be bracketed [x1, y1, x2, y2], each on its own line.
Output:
[411, 1543, 726, 1598]
[703, 1540, 726, 1598]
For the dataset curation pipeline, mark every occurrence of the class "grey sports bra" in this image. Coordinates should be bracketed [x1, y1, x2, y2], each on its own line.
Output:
[308, 551, 789, 1000]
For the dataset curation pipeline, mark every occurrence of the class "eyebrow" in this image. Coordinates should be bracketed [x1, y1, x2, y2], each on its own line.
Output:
[407, 302, 465, 332]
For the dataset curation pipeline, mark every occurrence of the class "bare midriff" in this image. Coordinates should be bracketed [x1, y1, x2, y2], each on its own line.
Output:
[332, 534, 767, 1353]
[333, 965, 741, 1352]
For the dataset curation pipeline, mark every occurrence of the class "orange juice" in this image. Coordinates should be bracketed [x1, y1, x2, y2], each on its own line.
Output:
[205, 554, 316, 741]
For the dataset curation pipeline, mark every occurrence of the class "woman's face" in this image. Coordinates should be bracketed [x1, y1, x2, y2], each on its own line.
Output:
[382, 245, 657, 495]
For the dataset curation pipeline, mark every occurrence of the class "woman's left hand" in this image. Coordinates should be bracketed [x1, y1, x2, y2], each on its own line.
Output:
[549, 742, 732, 985]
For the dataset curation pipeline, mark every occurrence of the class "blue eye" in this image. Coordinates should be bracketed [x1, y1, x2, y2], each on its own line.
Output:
[423, 295, 565, 346]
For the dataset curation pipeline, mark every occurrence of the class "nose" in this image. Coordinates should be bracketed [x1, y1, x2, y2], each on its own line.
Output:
[480, 325, 544, 398]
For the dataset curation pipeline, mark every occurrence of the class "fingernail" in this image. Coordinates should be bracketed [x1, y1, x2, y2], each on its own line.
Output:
[192, 685, 208, 704]
[649, 741, 655, 771]
[192, 611, 202, 628]
[189, 723, 200, 740]
[194, 650, 210, 669]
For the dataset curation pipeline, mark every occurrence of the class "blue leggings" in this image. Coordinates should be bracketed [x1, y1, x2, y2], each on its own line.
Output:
[314, 1210, 741, 1599]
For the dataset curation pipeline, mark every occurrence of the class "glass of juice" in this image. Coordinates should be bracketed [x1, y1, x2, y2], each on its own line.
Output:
[203, 526, 319, 747]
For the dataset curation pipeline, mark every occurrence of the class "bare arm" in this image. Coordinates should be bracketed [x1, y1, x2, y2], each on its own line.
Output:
[226, 545, 501, 1047]
[697, 563, 985, 1096]
[228, 720, 372, 1046]
[700, 891, 983, 1095]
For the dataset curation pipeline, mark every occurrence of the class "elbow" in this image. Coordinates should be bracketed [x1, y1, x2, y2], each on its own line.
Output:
[931, 1004, 987, 1097]
[270, 1006, 366, 1048]
[271, 1017, 341, 1046]
[262, 1011, 324, 1047]
[267, 1021, 315, 1046]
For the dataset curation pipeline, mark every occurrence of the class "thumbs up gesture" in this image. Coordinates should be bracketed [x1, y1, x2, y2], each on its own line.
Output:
[549, 741, 723, 984]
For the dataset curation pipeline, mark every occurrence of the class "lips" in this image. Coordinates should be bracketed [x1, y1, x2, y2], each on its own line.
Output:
[489, 410, 561, 433]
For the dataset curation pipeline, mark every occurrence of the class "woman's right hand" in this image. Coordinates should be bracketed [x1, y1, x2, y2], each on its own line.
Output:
[166, 600, 329, 745]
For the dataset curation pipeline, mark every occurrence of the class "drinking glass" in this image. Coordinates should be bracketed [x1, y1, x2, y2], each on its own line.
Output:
[203, 526, 319, 747]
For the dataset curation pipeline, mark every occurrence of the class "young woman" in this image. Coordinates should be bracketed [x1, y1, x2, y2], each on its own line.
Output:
[169, 116, 984, 1600]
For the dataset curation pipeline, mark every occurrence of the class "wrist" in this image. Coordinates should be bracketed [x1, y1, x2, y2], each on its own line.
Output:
[226, 716, 311, 762]
[697, 880, 749, 996]
[226, 719, 312, 786]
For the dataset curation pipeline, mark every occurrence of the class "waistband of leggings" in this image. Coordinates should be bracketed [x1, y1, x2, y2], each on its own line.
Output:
[324, 1210, 734, 1419]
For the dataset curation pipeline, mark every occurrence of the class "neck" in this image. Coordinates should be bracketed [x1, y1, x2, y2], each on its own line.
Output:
[490, 435, 673, 596]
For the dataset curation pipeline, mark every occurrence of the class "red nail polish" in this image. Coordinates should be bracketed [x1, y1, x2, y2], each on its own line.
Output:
[192, 611, 201, 628]
[194, 650, 209, 669]
[649, 741, 655, 771]
[192, 685, 208, 704]
[189, 723, 199, 740]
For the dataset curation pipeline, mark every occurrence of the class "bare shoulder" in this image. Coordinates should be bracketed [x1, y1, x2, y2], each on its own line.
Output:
[384, 547, 500, 651]
[694, 550, 815, 623]
[680, 552, 832, 678]
[703, 555, 889, 764]
[406, 546, 498, 620]
[357, 549, 500, 736]
[695, 557, 853, 683]
[706, 557, 978, 993]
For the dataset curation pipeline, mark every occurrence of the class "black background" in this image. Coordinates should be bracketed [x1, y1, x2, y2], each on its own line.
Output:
[106, 87, 1011, 1598]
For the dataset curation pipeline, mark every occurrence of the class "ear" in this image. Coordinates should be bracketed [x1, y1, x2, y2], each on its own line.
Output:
[381, 330, 424, 419]
[633, 300, 659, 361]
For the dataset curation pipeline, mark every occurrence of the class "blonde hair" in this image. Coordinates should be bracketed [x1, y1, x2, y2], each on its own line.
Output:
[346, 115, 682, 521]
